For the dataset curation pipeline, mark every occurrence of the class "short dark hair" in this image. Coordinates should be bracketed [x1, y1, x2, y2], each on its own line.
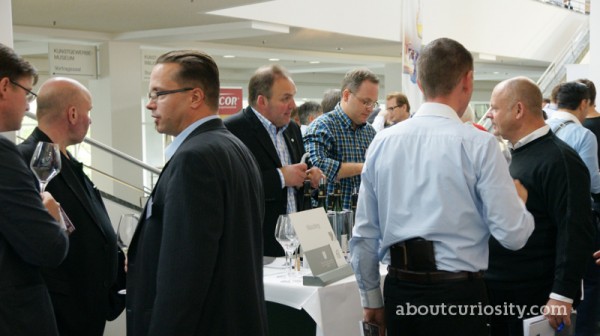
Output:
[248, 65, 291, 107]
[417, 38, 473, 99]
[156, 50, 220, 111]
[297, 101, 322, 125]
[386, 91, 411, 113]
[577, 78, 596, 106]
[556, 81, 590, 110]
[321, 89, 341, 113]
[0, 43, 38, 85]
[341, 68, 379, 93]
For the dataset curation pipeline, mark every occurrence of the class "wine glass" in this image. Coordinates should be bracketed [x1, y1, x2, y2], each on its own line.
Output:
[275, 215, 292, 267]
[30, 141, 61, 192]
[275, 215, 300, 282]
[117, 213, 139, 294]
[117, 214, 139, 256]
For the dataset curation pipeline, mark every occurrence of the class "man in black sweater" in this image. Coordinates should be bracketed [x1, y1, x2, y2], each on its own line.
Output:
[485, 76, 595, 336]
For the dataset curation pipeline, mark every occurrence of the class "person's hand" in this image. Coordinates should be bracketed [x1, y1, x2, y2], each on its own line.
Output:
[594, 250, 600, 266]
[41, 191, 61, 222]
[281, 163, 308, 187]
[513, 179, 528, 204]
[363, 307, 385, 336]
[306, 167, 323, 189]
[544, 298, 572, 330]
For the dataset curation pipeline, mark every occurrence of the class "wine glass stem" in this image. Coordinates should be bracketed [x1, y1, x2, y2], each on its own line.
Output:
[39, 181, 47, 193]
[286, 251, 294, 281]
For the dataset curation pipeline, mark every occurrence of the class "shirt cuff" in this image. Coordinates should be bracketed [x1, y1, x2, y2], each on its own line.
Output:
[359, 287, 384, 309]
[277, 168, 285, 189]
[549, 292, 573, 304]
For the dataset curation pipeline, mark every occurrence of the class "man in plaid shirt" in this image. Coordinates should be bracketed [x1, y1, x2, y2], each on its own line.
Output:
[304, 68, 379, 209]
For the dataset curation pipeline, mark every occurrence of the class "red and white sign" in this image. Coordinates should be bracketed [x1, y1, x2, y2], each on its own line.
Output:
[219, 87, 243, 116]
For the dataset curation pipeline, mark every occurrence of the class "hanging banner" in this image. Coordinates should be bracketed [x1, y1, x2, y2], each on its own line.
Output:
[219, 87, 243, 116]
[49, 43, 97, 77]
[402, 0, 424, 113]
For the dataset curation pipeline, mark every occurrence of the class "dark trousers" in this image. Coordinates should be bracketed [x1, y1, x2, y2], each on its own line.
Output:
[384, 274, 489, 336]
[487, 281, 553, 336]
[575, 217, 600, 336]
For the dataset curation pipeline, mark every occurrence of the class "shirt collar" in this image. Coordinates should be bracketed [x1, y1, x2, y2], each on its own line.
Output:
[509, 125, 550, 150]
[251, 106, 289, 133]
[549, 110, 582, 125]
[165, 115, 219, 161]
[334, 104, 368, 130]
[412, 102, 463, 123]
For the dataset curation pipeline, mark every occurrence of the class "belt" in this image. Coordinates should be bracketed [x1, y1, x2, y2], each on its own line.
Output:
[387, 266, 483, 283]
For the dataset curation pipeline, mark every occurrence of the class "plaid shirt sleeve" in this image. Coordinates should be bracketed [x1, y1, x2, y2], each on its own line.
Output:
[304, 117, 341, 183]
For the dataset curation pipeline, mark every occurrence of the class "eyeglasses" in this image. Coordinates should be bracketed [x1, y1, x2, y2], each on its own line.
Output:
[386, 105, 400, 112]
[351, 92, 379, 109]
[10, 80, 37, 103]
[148, 88, 193, 102]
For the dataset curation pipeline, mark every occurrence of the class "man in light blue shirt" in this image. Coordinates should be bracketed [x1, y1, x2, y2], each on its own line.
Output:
[546, 81, 600, 194]
[349, 38, 534, 336]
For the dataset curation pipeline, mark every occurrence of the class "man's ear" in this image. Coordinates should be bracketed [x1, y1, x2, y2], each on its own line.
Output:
[515, 101, 524, 120]
[190, 88, 205, 108]
[67, 106, 78, 125]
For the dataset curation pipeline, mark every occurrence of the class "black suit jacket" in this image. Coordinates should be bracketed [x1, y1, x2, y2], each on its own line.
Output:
[0, 135, 69, 336]
[126, 118, 267, 336]
[18, 128, 125, 336]
[225, 107, 306, 256]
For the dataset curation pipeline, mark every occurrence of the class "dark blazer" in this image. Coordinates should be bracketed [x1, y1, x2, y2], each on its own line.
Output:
[225, 106, 306, 256]
[126, 118, 267, 336]
[0, 135, 69, 336]
[18, 128, 125, 336]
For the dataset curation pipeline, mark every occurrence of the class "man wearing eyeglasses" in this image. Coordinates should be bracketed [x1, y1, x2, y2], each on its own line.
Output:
[0, 43, 69, 335]
[304, 68, 379, 209]
[126, 50, 267, 336]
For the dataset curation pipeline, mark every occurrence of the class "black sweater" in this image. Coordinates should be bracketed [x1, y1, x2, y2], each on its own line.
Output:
[486, 132, 594, 299]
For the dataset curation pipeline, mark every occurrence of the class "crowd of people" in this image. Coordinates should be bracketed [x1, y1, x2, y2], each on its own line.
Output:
[2, 35, 600, 336]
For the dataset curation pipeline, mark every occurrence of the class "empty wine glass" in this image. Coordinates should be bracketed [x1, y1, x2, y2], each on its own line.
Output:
[30, 141, 61, 192]
[117, 213, 139, 294]
[275, 215, 300, 282]
[275, 215, 292, 267]
[117, 214, 139, 256]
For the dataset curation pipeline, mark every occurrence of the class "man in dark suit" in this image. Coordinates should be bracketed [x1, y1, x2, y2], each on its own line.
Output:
[225, 64, 322, 257]
[126, 50, 267, 336]
[0, 43, 69, 335]
[18, 77, 125, 336]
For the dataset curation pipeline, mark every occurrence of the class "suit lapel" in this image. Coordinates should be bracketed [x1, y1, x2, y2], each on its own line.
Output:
[243, 108, 282, 167]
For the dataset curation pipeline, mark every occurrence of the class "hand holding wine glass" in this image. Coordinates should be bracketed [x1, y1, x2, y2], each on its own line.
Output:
[30, 142, 75, 233]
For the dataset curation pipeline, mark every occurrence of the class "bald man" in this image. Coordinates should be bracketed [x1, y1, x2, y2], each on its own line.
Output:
[486, 77, 594, 335]
[18, 77, 125, 336]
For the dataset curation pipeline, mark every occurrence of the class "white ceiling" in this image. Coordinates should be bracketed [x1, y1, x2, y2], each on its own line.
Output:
[10, 0, 563, 93]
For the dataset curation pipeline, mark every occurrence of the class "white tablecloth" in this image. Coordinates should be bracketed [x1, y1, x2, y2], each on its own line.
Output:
[263, 258, 386, 336]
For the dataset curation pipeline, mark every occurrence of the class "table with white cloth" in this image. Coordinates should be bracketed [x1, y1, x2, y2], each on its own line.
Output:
[263, 258, 386, 336]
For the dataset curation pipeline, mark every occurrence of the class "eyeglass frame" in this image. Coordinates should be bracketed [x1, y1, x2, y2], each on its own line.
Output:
[350, 91, 379, 109]
[386, 105, 401, 112]
[10, 79, 37, 103]
[148, 87, 194, 102]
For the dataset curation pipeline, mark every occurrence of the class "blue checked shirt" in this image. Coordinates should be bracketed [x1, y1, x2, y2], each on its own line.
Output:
[304, 104, 376, 209]
[252, 108, 297, 214]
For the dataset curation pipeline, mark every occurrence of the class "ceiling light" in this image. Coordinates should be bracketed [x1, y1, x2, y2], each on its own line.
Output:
[309, 61, 320, 64]
[269, 58, 280, 61]
[223, 55, 236, 58]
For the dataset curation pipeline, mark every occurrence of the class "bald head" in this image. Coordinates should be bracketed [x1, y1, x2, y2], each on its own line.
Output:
[488, 77, 545, 144]
[36, 77, 92, 149]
